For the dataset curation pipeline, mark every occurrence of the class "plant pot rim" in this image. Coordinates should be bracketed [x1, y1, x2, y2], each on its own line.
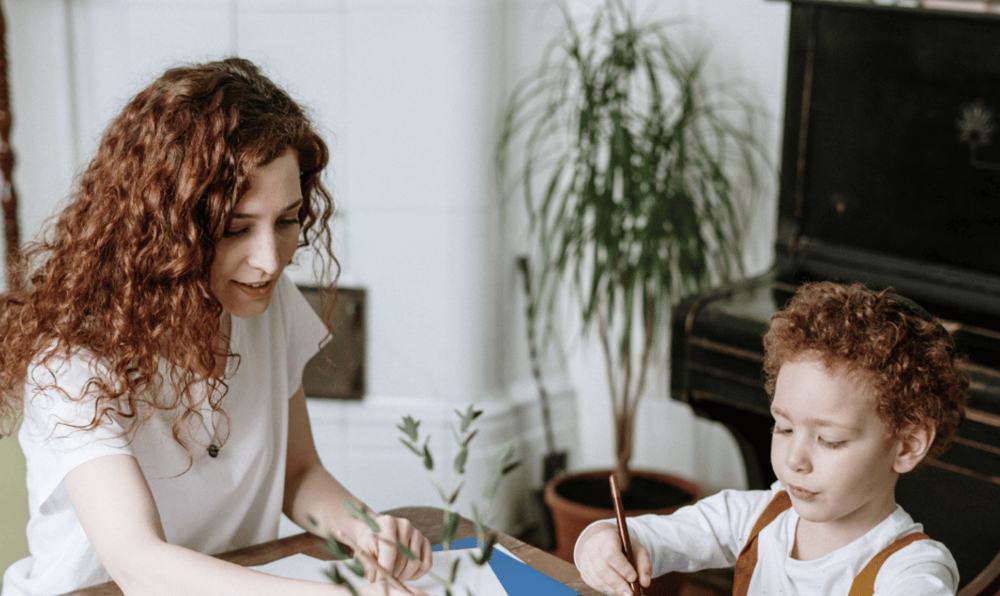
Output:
[544, 468, 703, 518]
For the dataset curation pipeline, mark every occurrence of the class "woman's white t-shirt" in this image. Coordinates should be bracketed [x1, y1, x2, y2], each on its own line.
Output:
[2, 275, 327, 596]
[575, 482, 959, 595]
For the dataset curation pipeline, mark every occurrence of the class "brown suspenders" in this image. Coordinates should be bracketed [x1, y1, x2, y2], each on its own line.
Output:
[733, 491, 792, 596]
[732, 491, 929, 596]
[848, 532, 930, 596]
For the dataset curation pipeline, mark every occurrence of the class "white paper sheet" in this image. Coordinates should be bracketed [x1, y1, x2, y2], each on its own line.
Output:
[251, 546, 517, 596]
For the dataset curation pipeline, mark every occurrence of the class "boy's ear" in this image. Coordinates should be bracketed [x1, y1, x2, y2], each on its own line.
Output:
[893, 423, 936, 474]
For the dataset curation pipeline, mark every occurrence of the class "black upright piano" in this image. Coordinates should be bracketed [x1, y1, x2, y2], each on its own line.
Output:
[671, 2, 1000, 594]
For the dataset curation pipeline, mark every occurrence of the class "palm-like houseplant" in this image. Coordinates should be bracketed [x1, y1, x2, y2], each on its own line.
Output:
[496, 0, 765, 500]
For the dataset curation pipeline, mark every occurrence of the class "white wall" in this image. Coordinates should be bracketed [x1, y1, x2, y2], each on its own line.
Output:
[0, 0, 791, 575]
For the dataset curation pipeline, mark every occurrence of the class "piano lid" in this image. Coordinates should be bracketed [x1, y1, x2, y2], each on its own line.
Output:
[776, 1, 1000, 300]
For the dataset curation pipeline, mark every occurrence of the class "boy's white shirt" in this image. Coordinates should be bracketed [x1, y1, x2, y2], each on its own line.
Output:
[2, 275, 327, 596]
[574, 482, 958, 595]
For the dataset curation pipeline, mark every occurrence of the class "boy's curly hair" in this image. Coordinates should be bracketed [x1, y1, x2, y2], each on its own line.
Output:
[0, 58, 337, 455]
[763, 281, 968, 458]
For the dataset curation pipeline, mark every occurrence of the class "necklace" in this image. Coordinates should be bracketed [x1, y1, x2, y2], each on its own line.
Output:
[205, 313, 232, 458]
[203, 407, 221, 458]
[207, 415, 220, 458]
[201, 399, 228, 459]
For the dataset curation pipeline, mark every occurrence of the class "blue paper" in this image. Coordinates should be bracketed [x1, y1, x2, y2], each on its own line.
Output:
[434, 537, 578, 596]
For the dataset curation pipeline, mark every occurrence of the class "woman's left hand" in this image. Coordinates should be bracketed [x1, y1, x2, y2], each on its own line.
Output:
[354, 513, 433, 583]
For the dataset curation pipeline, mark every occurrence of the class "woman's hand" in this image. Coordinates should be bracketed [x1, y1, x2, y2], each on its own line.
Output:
[576, 522, 652, 596]
[282, 387, 432, 586]
[353, 513, 433, 583]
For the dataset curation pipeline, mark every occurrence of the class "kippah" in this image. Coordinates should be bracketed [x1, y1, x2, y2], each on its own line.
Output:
[882, 290, 952, 340]
[884, 292, 936, 324]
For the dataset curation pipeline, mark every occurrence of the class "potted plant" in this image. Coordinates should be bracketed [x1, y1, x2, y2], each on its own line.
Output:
[495, 0, 766, 572]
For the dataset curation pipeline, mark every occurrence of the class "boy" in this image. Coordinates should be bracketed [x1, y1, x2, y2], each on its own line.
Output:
[575, 282, 968, 596]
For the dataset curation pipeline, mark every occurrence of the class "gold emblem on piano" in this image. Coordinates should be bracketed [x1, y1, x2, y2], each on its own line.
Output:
[957, 99, 1000, 172]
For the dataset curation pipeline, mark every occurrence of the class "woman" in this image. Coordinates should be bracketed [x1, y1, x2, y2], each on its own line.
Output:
[0, 57, 431, 596]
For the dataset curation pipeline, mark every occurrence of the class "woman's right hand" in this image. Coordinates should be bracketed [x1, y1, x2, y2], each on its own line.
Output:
[351, 512, 433, 583]
[575, 521, 652, 596]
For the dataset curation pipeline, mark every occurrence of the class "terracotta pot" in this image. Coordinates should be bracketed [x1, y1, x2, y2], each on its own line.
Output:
[544, 469, 703, 596]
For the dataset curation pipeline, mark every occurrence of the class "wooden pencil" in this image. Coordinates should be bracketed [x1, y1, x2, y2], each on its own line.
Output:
[609, 473, 641, 596]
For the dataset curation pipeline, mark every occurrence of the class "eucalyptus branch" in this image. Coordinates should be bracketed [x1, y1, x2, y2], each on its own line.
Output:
[318, 405, 519, 596]
[309, 511, 420, 596]
[396, 406, 520, 595]
[319, 499, 493, 596]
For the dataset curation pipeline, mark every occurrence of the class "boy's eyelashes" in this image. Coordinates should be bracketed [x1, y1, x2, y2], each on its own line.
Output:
[769, 424, 848, 449]
[819, 438, 847, 449]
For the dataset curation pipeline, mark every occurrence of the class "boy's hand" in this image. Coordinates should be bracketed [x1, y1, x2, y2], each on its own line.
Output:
[576, 521, 652, 596]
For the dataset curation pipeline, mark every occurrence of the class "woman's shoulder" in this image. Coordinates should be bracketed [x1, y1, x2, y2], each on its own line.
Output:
[20, 343, 132, 456]
[25, 343, 109, 394]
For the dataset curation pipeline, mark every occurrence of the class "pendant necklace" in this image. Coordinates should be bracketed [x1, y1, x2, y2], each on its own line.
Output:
[204, 407, 222, 458]
[207, 423, 220, 457]
[201, 383, 228, 459]
[206, 313, 231, 458]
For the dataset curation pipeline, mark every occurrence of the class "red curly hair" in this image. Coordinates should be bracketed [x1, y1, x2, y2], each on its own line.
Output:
[763, 282, 968, 458]
[0, 57, 337, 454]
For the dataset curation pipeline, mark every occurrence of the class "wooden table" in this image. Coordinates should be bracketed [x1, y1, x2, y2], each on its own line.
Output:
[64, 506, 598, 595]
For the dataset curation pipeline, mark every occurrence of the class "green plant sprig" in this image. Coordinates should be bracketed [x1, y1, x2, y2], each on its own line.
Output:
[309, 508, 426, 596]
[322, 406, 520, 596]
[399, 407, 520, 550]
[403, 406, 520, 595]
